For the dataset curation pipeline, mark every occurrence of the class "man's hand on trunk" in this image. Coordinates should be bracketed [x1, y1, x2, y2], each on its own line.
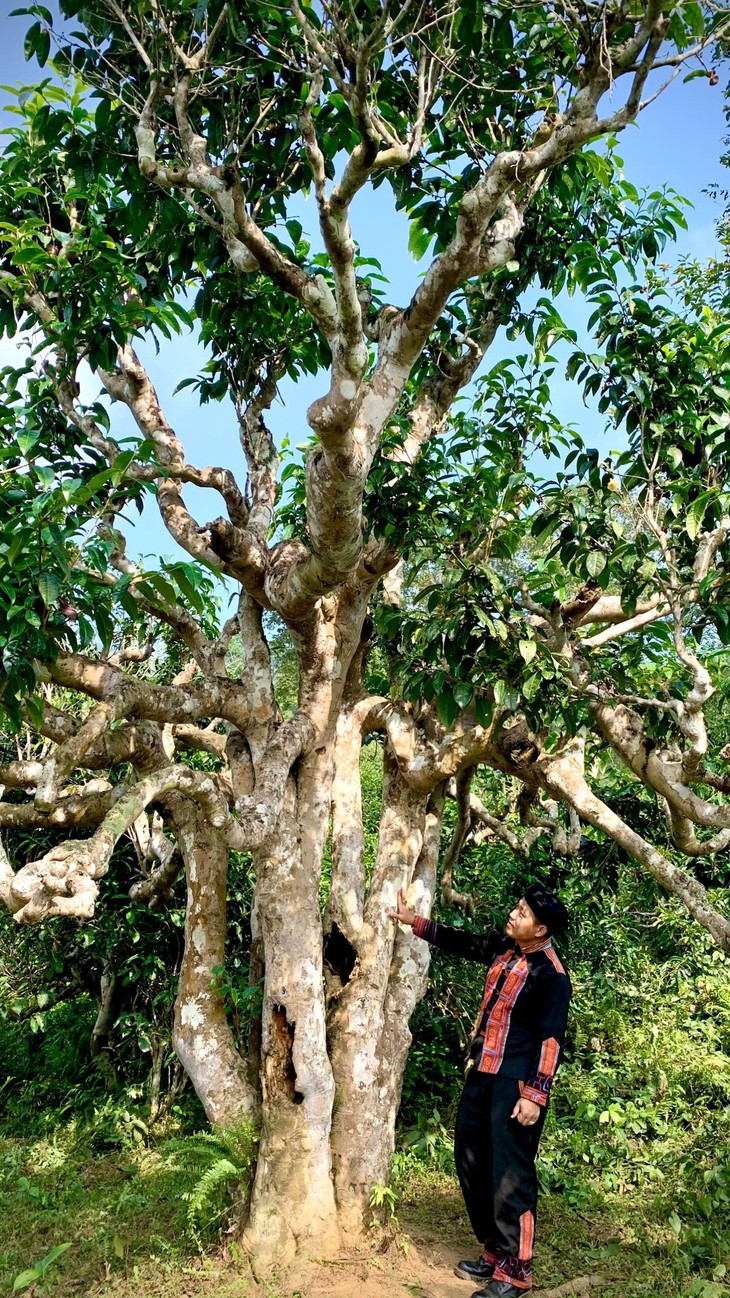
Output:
[388, 888, 417, 927]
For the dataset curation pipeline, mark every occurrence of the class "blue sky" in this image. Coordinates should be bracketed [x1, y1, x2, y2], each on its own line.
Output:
[0, 3, 727, 566]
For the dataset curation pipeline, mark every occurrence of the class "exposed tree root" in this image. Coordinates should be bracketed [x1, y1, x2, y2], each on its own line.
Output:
[538, 1275, 605, 1297]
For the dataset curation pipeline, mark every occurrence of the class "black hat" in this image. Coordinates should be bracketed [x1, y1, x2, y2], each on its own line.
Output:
[524, 883, 568, 935]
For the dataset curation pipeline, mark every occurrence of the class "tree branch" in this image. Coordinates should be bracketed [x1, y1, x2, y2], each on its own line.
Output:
[580, 602, 669, 647]
[542, 742, 730, 952]
[661, 800, 730, 858]
[33, 700, 124, 811]
[45, 653, 251, 733]
[590, 698, 730, 833]
[0, 788, 119, 832]
[3, 764, 241, 924]
[441, 769, 476, 914]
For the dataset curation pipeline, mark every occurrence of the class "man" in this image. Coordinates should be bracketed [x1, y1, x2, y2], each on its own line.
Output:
[389, 883, 571, 1298]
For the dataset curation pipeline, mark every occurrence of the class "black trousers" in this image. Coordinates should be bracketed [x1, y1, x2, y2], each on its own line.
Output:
[454, 1069, 547, 1290]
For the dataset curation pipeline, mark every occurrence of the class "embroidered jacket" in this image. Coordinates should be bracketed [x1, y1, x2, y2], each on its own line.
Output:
[412, 917, 571, 1106]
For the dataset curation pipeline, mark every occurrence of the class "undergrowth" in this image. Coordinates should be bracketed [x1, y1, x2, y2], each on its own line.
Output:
[0, 1108, 258, 1297]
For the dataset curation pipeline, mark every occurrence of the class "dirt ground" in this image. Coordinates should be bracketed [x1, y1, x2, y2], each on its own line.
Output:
[284, 1214, 597, 1298]
[142, 1231, 590, 1298]
[119, 1190, 599, 1298]
[286, 1218, 488, 1298]
[256, 1171, 610, 1298]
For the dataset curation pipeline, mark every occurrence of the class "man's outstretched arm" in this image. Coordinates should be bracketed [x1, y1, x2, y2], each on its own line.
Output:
[389, 888, 499, 964]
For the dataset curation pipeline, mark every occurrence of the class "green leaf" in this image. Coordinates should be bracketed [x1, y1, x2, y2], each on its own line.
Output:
[586, 551, 606, 578]
[9, 5, 53, 20]
[37, 1243, 72, 1275]
[36, 25, 51, 65]
[110, 449, 136, 484]
[23, 20, 41, 60]
[686, 495, 710, 541]
[522, 674, 540, 701]
[491, 674, 521, 712]
[408, 220, 432, 262]
[518, 639, 536, 664]
[167, 565, 204, 613]
[16, 428, 40, 456]
[13, 1270, 40, 1293]
[37, 572, 60, 607]
[141, 571, 180, 608]
[453, 681, 473, 708]
[436, 689, 459, 727]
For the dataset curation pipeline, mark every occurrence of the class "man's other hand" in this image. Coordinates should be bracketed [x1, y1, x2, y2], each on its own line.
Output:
[388, 888, 417, 927]
[511, 1096, 541, 1127]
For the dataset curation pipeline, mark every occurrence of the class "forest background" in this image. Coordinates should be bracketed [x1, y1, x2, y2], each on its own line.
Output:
[0, 4, 730, 1298]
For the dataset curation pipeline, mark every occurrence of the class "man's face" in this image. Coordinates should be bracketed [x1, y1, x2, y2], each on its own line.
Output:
[505, 897, 548, 947]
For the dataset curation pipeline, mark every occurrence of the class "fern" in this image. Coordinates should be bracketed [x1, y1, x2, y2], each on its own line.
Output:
[162, 1122, 259, 1238]
[184, 1156, 241, 1231]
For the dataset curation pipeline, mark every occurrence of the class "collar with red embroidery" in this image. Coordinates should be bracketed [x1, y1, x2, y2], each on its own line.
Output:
[515, 935, 552, 955]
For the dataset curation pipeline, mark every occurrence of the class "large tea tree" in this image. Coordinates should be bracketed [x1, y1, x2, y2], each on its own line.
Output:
[1, 0, 729, 1265]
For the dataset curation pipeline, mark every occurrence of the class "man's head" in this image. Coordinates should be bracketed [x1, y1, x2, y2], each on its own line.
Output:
[505, 896, 547, 947]
[505, 883, 568, 946]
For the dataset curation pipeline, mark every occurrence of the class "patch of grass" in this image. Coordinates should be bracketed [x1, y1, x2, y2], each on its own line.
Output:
[0, 1113, 254, 1298]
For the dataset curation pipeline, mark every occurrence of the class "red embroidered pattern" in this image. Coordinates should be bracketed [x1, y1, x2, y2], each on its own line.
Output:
[519, 1210, 535, 1262]
[524, 1035, 561, 1105]
[543, 944, 565, 973]
[493, 1247, 534, 1290]
[477, 957, 529, 1074]
[412, 915, 437, 942]
[472, 950, 511, 1030]
[539, 1036, 560, 1076]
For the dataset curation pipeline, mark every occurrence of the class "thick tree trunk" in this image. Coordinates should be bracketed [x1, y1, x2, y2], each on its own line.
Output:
[328, 750, 431, 1231]
[375, 787, 444, 1172]
[164, 608, 450, 1259]
[243, 775, 340, 1267]
[172, 803, 259, 1125]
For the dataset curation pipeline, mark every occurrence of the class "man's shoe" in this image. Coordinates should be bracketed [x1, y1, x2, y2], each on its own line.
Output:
[471, 1280, 529, 1298]
[454, 1256, 494, 1282]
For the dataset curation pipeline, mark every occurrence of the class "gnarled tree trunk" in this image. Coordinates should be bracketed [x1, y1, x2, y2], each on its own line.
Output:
[327, 750, 430, 1230]
[243, 775, 340, 1265]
